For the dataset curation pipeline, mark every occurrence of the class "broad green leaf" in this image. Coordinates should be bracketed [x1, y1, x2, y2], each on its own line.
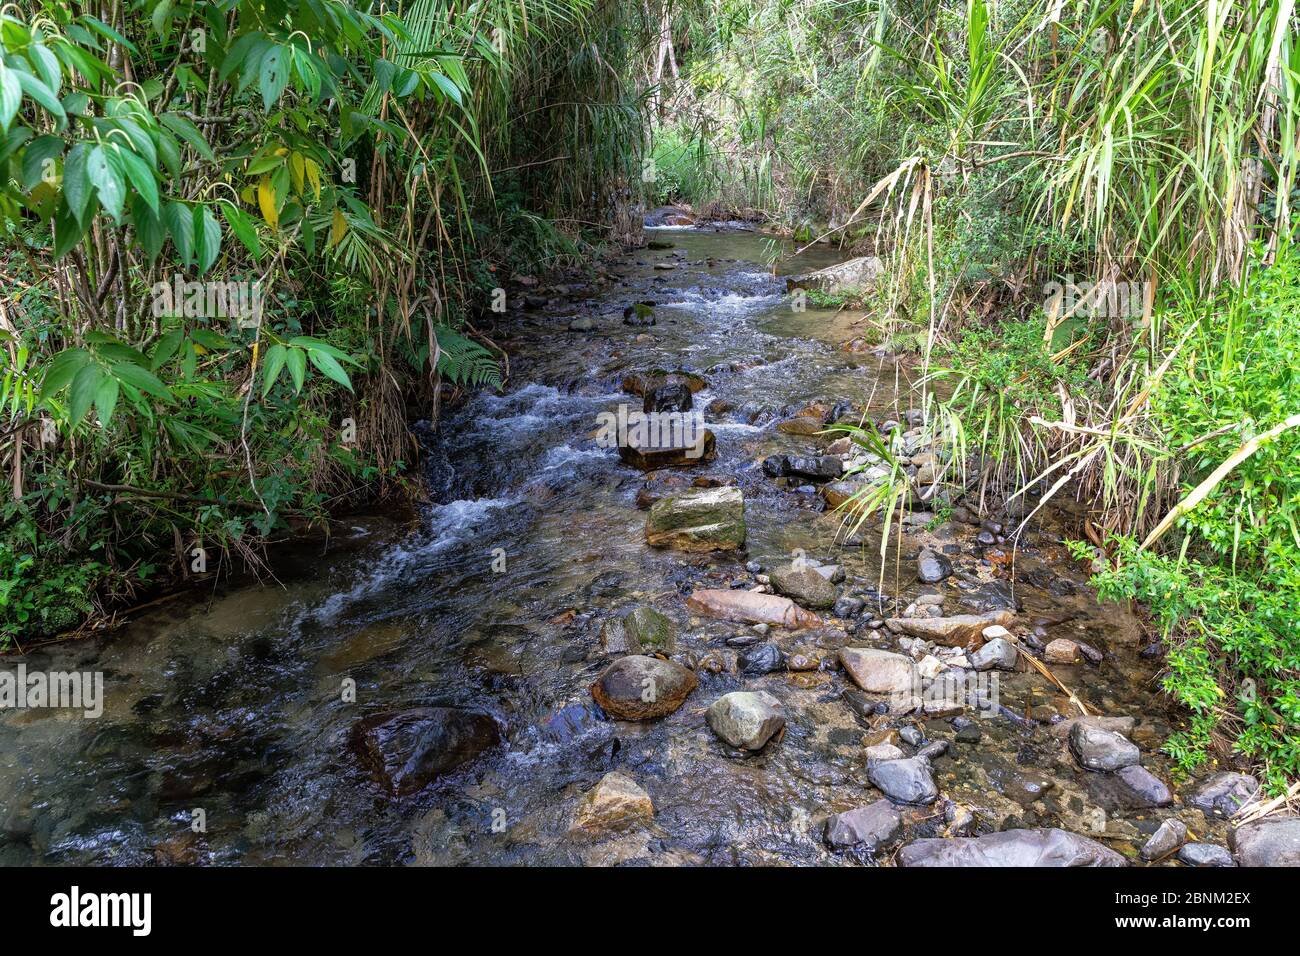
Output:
[195, 204, 221, 274]
[150, 329, 183, 370]
[87, 144, 124, 222]
[52, 201, 88, 258]
[0, 60, 20, 133]
[133, 195, 165, 262]
[286, 347, 306, 392]
[112, 362, 172, 401]
[307, 348, 353, 391]
[63, 142, 92, 221]
[221, 200, 261, 260]
[94, 374, 119, 426]
[261, 343, 287, 397]
[15, 70, 66, 125]
[39, 348, 90, 399]
[20, 135, 62, 190]
[68, 363, 103, 426]
[159, 112, 214, 161]
[163, 201, 194, 266]
[259, 46, 288, 111]
[116, 144, 159, 214]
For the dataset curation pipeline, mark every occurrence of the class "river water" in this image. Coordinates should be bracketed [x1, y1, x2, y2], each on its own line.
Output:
[0, 227, 1216, 865]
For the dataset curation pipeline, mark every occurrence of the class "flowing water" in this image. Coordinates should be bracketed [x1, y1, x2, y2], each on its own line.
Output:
[0, 227, 1219, 865]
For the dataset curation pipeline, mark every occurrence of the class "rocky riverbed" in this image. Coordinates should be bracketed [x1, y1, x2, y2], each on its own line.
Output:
[1, 224, 1294, 866]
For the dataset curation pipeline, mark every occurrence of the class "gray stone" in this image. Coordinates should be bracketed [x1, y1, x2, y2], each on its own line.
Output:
[590, 655, 697, 720]
[645, 486, 745, 551]
[769, 564, 838, 609]
[738, 642, 784, 675]
[1116, 765, 1172, 807]
[824, 799, 902, 853]
[786, 255, 885, 295]
[1178, 843, 1235, 867]
[867, 756, 938, 805]
[1069, 721, 1140, 771]
[706, 691, 785, 750]
[969, 637, 1018, 671]
[839, 647, 918, 695]
[1189, 772, 1260, 817]
[599, 605, 677, 655]
[898, 828, 1127, 867]
[833, 595, 865, 618]
[916, 549, 952, 584]
[1230, 816, 1300, 867]
[1140, 819, 1188, 861]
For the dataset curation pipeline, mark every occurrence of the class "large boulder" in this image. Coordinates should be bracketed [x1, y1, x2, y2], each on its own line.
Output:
[885, 610, 1016, 648]
[768, 564, 838, 609]
[1189, 772, 1260, 817]
[353, 707, 500, 796]
[569, 771, 654, 834]
[706, 691, 785, 750]
[590, 655, 697, 720]
[645, 486, 745, 551]
[686, 588, 821, 629]
[1230, 816, 1300, 867]
[786, 256, 885, 296]
[600, 605, 677, 655]
[838, 647, 918, 695]
[1069, 721, 1140, 771]
[867, 756, 938, 805]
[824, 799, 903, 854]
[898, 828, 1127, 867]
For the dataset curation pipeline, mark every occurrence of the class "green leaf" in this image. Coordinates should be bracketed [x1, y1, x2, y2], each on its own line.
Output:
[288, 336, 352, 361]
[15, 70, 66, 126]
[0, 59, 21, 133]
[286, 347, 306, 393]
[52, 200, 88, 258]
[111, 362, 172, 401]
[68, 363, 103, 426]
[94, 374, 119, 426]
[116, 144, 159, 214]
[261, 343, 286, 397]
[28, 42, 61, 96]
[159, 112, 214, 161]
[63, 142, 92, 221]
[259, 46, 289, 111]
[150, 329, 183, 370]
[39, 348, 90, 399]
[307, 348, 353, 391]
[221, 200, 261, 260]
[20, 135, 63, 190]
[87, 144, 124, 222]
[163, 201, 194, 266]
[195, 204, 221, 274]
[133, 194, 165, 262]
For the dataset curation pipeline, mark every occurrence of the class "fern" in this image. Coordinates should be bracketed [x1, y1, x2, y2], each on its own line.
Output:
[434, 326, 503, 389]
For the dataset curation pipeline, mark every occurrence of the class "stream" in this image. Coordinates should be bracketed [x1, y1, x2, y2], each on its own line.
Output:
[0, 226, 1223, 866]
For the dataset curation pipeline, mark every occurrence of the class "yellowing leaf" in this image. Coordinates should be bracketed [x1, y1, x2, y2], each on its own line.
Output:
[289, 152, 305, 196]
[329, 206, 347, 247]
[258, 175, 278, 228]
[240, 184, 257, 206]
[304, 157, 321, 201]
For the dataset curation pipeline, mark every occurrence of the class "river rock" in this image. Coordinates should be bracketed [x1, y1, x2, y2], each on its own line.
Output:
[600, 605, 677, 655]
[1188, 772, 1260, 817]
[644, 382, 693, 413]
[885, 610, 1016, 647]
[1230, 816, 1300, 866]
[916, 549, 952, 583]
[833, 595, 865, 619]
[687, 588, 821, 629]
[1140, 819, 1188, 861]
[738, 642, 784, 675]
[768, 565, 838, 609]
[645, 486, 745, 551]
[1116, 765, 1172, 807]
[353, 707, 500, 796]
[569, 771, 654, 834]
[1069, 721, 1140, 771]
[822, 479, 871, 509]
[899, 828, 1127, 866]
[590, 655, 697, 719]
[865, 743, 905, 761]
[775, 416, 826, 437]
[1044, 638, 1082, 663]
[619, 428, 717, 470]
[969, 637, 1018, 671]
[867, 756, 938, 805]
[1179, 843, 1235, 867]
[824, 799, 903, 853]
[839, 647, 918, 695]
[1050, 715, 1136, 738]
[706, 691, 785, 750]
[786, 255, 885, 295]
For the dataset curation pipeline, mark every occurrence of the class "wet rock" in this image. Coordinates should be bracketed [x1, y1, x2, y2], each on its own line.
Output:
[644, 382, 693, 413]
[1179, 843, 1235, 867]
[821, 479, 873, 509]
[916, 739, 949, 762]
[1116, 765, 1173, 807]
[898, 828, 1127, 867]
[954, 725, 982, 745]
[916, 549, 952, 584]
[619, 428, 717, 470]
[833, 596, 865, 619]
[738, 642, 784, 675]
[1230, 816, 1300, 867]
[622, 302, 656, 326]
[1044, 638, 1081, 663]
[1076, 641, 1104, 665]
[786, 255, 885, 295]
[645, 486, 745, 551]
[569, 771, 654, 834]
[769, 565, 838, 609]
[1140, 819, 1188, 861]
[687, 589, 821, 629]
[568, 317, 596, 332]
[885, 610, 1016, 648]
[824, 799, 903, 853]
[1050, 715, 1136, 738]
[1189, 772, 1260, 818]
[353, 707, 500, 797]
[969, 637, 1018, 671]
[865, 743, 904, 760]
[839, 647, 918, 695]
[600, 605, 677, 656]
[590, 655, 697, 720]
[1069, 722, 1140, 771]
[775, 416, 826, 437]
[706, 691, 785, 750]
[898, 725, 924, 748]
[867, 756, 938, 805]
